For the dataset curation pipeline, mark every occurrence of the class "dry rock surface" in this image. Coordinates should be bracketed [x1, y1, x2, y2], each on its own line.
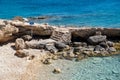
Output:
[0, 18, 120, 80]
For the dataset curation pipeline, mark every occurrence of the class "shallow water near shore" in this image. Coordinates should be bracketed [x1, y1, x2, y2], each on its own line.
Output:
[38, 53, 120, 80]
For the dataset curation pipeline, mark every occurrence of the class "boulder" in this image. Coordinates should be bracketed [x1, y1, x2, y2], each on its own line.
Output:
[55, 42, 67, 51]
[0, 30, 4, 39]
[53, 68, 61, 74]
[15, 38, 26, 50]
[51, 28, 71, 43]
[28, 55, 35, 60]
[43, 58, 52, 65]
[72, 42, 82, 47]
[62, 52, 68, 58]
[114, 42, 120, 50]
[101, 51, 109, 56]
[13, 16, 24, 21]
[94, 45, 105, 51]
[99, 42, 108, 48]
[15, 50, 29, 58]
[26, 42, 45, 49]
[67, 48, 75, 58]
[107, 41, 114, 47]
[76, 54, 86, 61]
[22, 35, 32, 41]
[88, 35, 107, 45]
[0, 22, 19, 43]
[45, 44, 58, 54]
[83, 51, 92, 56]
[0, 20, 6, 27]
[107, 47, 116, 53]
[74, 47, 82, 52]
[52, 55, 58, 60]
[81, 42, 87, 47]
[25, 39, 56, 49]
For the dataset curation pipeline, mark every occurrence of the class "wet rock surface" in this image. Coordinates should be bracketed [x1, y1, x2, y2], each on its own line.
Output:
[53, 68, 61, 74]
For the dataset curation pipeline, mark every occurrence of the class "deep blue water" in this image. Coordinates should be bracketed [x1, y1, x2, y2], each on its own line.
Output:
[0, 0, 120, 27]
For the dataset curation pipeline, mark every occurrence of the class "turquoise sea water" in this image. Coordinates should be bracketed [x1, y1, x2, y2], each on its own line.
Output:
[39, 54, 120, 80]
[0, 0, 119, 80]
[0, 0, 120, 27]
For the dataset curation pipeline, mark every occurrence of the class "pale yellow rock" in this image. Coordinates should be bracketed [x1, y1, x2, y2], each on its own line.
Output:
[15, 38, 26, 50]
[53, 68, 61, 74]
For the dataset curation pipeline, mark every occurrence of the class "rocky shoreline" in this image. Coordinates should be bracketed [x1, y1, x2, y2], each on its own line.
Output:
[0, 17, 120, 75]
[0, 18, 120, 80]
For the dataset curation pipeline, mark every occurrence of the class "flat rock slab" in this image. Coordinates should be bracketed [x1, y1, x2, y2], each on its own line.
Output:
[88, 35, 107, 45]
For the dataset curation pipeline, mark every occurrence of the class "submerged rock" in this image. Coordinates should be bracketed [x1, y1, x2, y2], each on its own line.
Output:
[67, 48, 75, 58]
[53, 68, 61, 74]
[13, 16, 24, 21]
[43, 58, 52, 65]
[76, 54, 86, 61]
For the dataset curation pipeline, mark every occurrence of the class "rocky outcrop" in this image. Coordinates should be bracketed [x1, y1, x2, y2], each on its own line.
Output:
[51, 28, 71, 43]
[0, 19, 120, 44]
[0, 19, 120, 62]
[70, 28, 120, 40]
[10, 20, 54, 36]
[0, 20, 19, 43]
